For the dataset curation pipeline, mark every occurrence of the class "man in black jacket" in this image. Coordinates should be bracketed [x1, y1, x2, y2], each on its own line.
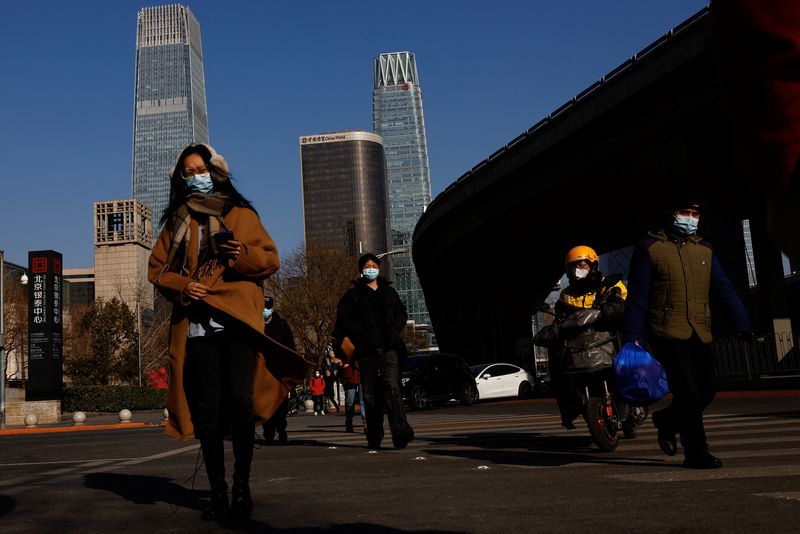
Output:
[261, 296, 296, 445]
[335, 253, 414, 449]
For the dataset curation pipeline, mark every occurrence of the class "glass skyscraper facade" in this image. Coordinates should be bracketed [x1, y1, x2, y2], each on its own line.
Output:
[131, 4, 209, 224]
[300, 131, 389, 258]
[373, 51, 432, 326]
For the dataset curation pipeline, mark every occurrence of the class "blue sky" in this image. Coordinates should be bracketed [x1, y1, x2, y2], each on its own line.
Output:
[0, 0, 707, 268]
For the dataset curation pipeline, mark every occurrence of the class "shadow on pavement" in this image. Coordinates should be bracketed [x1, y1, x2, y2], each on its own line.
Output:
[84, 473, 205, 510]
[83, 474, 464, 533]
[215, 522, 467, 533]
[0, 495, 15, 517]
[422, 432, 669, 468]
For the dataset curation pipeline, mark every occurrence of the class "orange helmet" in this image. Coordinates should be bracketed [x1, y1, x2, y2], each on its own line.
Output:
[565, 245, 598, 271]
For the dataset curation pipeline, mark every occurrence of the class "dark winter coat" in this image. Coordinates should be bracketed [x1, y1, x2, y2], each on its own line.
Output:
[624, 229, 751, 344]
[335, 276, 408, 360]
[264, 311, 296, 352]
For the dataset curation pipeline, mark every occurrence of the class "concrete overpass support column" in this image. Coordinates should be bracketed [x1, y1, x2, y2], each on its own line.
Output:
[749, 213, 795, 359]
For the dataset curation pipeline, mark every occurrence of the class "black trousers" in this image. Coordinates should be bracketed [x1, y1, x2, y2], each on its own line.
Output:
[547, 346, 580, 425]
[313, 395, 325, 414]
[325, 385, 339, 411]
[359, 349, 411, 446]
[184, 330, 257, 482]
[262, 398, 288, 439]
[649, 335, 716, 458]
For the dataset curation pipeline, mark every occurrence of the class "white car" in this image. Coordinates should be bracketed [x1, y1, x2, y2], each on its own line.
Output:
[471, 363, 536, 400]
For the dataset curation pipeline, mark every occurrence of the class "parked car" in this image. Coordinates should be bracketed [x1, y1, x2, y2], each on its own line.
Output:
[401, 352, 478, 410]
[470, 363, 536, 400]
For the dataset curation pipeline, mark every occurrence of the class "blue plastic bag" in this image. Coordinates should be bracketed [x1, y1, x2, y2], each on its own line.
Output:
[613, 342, 669, 406]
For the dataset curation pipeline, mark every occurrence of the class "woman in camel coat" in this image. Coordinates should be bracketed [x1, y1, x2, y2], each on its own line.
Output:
[148, 143, 306, 521]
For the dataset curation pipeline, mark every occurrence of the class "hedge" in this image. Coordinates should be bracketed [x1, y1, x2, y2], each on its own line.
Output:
[62, 386, 167, 413]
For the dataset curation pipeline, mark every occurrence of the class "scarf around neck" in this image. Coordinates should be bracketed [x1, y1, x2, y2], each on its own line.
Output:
[156, 193, 231, 282]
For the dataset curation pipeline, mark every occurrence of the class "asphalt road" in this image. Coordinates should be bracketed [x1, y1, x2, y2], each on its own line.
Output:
[1, 393, 798, 533]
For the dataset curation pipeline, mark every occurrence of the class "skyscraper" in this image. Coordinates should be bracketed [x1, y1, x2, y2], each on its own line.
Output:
[300, 131, 389, 258]
[131, 4, 209, 224]
[373, 51, 432, 325]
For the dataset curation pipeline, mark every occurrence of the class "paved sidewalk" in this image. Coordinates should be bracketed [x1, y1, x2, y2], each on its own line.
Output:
[0, 409, 167, 436]
[0, 406, 332, 436]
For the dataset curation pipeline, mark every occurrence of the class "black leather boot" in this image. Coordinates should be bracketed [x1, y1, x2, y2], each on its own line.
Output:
[200, 435, 229, 521]
[202, 480, 229, 521]
[683, 452, 723, 469]
[230, 425, 254, 520]
[230, 477, 253, 520]
[345, 411, 354, 433]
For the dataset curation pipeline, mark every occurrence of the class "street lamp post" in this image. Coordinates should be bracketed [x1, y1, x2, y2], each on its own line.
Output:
[376, 247, 409, 259]
[136, 301, 142, 387]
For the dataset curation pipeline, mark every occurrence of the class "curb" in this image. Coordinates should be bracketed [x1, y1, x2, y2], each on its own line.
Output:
[0, 420, 166, 436]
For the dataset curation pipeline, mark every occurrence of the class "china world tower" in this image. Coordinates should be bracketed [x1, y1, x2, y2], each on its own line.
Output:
[131, 4, 209, 224]
[373, 51, 432, 326]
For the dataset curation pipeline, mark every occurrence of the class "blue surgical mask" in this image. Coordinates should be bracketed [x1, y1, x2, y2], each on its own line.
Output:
[672, 214, 699, 236]
[185, 172, 214, 194]
[363, 267, 379, 281]
[262, 308, 272, 320]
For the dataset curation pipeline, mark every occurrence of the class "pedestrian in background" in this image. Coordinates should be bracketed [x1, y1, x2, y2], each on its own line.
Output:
[335, 253, 414, 449]
[309, 369, 326, 415]
[334, 333, 366, 433]
[323, 368, 340, 413]
[623, 192, 752, 469]
[261, 295, 296, 445]
[148, 143, 306, 521]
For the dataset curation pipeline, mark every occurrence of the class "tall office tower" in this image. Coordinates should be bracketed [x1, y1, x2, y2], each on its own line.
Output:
[373, 51, 432, 325]
[300, 131, 389, 258]
[93, 200, 154, 316]
[132, 4, 209, 224]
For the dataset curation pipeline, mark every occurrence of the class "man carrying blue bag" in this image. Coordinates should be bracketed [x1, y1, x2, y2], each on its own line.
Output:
[623, 192, 753, 469]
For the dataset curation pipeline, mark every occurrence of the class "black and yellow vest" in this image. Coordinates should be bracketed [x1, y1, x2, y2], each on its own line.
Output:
[645, 230, 713, 343]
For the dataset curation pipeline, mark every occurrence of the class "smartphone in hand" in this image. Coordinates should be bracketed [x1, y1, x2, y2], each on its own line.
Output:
[213, 230, 235, 248]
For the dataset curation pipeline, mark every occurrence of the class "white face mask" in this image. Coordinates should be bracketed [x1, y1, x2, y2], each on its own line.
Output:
[574, 268, 589, 280]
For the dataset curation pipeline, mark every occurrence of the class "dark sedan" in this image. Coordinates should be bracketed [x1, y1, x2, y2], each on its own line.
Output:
[401, 351, 478, 410]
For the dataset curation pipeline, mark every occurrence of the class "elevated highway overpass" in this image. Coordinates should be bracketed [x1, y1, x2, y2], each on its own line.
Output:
[412, 8, 793, 368]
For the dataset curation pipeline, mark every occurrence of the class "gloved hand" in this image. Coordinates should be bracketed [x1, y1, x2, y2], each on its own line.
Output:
[606, 286, 622, 298]
[533, 324, 560, 347]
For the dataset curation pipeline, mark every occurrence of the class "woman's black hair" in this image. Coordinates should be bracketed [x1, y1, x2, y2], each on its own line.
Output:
[160, 144, 257, 227]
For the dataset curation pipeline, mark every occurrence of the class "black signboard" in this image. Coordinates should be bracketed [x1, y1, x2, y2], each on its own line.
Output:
[26, 250, 63, 400]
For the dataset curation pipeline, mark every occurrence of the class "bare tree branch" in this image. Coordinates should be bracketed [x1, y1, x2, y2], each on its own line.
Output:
[267, 246, 356, 369]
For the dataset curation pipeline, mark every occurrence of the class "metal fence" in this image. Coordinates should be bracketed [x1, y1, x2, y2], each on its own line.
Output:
[713, 334, 800, 383]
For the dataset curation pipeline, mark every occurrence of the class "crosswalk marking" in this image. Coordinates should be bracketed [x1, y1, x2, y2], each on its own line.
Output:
[753, 492, 800, 501]
[0, 443, 200, 494]
[611, 464, 799, 483]
[2, 409, 798, 495]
